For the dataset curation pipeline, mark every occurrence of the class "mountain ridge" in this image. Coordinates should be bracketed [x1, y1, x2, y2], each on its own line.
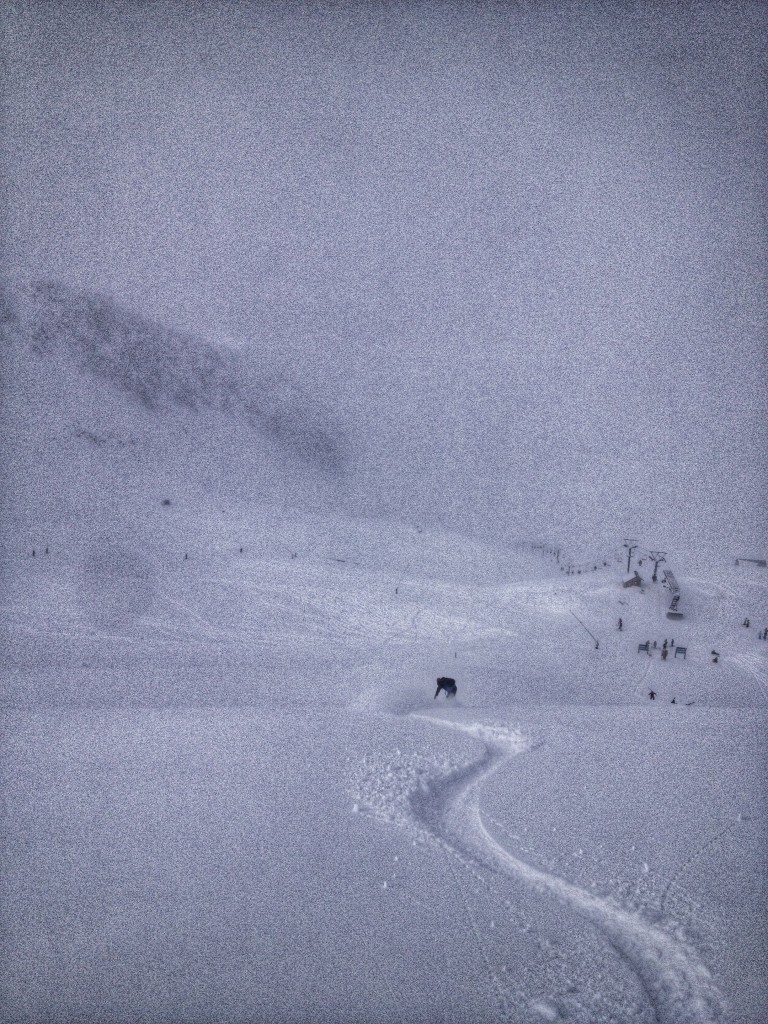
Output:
[1, 279, 346, 473]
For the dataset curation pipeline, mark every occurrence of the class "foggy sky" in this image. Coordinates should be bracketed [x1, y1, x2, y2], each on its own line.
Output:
[2, 1, 766, 551]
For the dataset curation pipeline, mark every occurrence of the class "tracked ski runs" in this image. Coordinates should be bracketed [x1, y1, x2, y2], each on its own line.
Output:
[408, 715, 725, 1024]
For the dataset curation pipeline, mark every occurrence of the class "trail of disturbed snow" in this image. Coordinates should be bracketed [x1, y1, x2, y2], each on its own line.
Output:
[405, 716, 725, 1024]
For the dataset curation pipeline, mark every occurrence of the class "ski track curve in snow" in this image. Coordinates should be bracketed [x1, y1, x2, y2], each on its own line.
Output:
[357, 713, 725, 1024]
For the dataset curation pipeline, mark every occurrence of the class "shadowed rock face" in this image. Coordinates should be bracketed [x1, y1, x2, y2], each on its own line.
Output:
[2, 279, 346, 474]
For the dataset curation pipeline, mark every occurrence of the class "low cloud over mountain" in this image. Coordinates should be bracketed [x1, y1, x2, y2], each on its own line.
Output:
[3, 279, 346, 473]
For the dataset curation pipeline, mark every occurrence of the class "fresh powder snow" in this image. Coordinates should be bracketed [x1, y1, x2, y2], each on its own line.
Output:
[2, 4, 766, 1021]
[1, 284, 766, 1023]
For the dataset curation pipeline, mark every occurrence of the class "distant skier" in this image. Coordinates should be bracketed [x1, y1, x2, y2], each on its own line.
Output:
[648, 690, 656, 700]
[435, 676, 457, 699]
[744, 618, 750, 627]
[618, 617, 623, 631]
[661, 647, 668, 660]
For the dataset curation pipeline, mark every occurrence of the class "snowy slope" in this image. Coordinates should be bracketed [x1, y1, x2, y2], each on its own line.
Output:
[1, 285, 767, 1023]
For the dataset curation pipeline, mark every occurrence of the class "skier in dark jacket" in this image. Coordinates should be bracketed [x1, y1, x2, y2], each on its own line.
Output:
[435, 676, 457, 699]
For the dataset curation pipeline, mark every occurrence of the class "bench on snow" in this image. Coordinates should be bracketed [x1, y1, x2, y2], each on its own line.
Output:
[674, 646, 687, 659]
[638, 643, 651, 654]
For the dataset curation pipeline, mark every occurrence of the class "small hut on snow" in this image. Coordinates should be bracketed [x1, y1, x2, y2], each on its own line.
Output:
[622, 571, 642, 588]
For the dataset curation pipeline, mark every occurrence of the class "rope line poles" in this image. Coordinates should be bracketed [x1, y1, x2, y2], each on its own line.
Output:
[570, 610, 600, 649]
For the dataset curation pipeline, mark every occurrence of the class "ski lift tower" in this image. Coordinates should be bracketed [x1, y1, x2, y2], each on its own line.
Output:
[623, 538, 639, 575]
[649, 551, 666, 583]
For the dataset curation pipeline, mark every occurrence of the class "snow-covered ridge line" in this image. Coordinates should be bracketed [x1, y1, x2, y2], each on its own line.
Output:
[1, 279, 344, 470]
